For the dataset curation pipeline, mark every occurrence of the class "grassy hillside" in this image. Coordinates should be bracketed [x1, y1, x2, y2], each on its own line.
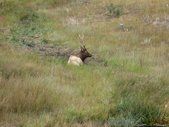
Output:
[0, 0, 169, 126]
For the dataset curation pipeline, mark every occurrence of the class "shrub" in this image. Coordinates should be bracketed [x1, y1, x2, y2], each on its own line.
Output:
[106, 3, 123, 18]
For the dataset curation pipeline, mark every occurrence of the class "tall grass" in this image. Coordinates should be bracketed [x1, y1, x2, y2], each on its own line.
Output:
[0, 0, 169, 126]
[111, 75, 169, 124]
[0, 44, 59, 114]
[0, 78, 58, 113]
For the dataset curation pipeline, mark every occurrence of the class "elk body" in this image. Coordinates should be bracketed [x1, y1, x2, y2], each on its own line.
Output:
[68, 46, 92, 66]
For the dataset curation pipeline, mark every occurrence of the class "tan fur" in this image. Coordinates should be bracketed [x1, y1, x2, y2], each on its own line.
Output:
[68, 55, 83, 66]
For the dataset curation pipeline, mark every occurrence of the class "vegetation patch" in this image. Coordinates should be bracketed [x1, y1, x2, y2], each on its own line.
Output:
[109, 75, 169, 126]
[0, 79, 58, 113]
[0, 0, 19, 16]
[0, 0, 169, 126]
[105, 3, 123, 18]
[114, 98, 164, 125]
[9, 10, 52, 45]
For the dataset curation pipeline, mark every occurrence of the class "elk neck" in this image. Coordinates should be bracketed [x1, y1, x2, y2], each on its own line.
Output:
[77, 53, 86, 62]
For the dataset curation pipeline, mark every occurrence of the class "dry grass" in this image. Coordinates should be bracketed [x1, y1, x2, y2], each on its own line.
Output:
[0, 0, 169, 126]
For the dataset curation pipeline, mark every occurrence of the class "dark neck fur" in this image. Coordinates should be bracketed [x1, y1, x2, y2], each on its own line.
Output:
[78, 54, 87, 62]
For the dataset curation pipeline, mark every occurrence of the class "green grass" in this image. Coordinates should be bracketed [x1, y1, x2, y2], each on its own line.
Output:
[0, 0, 169, 126]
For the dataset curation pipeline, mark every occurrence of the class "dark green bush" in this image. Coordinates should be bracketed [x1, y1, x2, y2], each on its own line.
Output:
[106, 3, 123, 18]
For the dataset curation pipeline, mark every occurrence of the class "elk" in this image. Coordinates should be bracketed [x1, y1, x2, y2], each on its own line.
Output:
[68, 35, 92, 66]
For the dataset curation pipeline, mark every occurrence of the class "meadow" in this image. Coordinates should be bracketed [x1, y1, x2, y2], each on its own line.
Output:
[0, 0, 169, 126]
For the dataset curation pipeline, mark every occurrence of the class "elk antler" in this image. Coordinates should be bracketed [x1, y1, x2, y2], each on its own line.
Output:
[78, 34, 85, 48]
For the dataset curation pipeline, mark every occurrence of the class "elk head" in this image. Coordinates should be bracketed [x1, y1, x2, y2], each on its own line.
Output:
[79, 45, 92, 62]
[78, 34, 92, 62]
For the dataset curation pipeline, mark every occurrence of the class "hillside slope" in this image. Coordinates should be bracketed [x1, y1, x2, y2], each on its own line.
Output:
[0, 0, 169, 126]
